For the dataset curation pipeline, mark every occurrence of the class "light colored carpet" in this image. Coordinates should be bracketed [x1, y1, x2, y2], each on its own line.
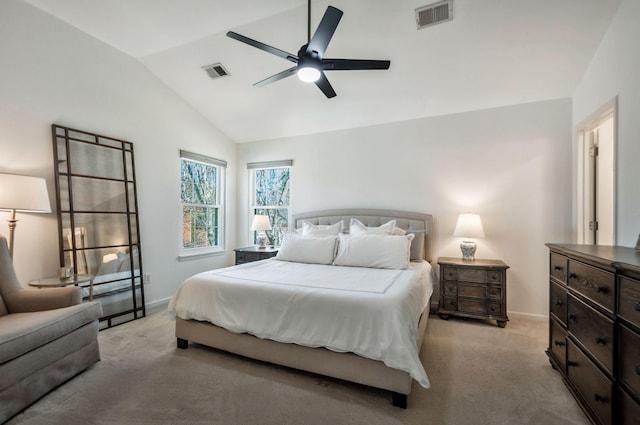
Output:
[7, 306, 589, 425]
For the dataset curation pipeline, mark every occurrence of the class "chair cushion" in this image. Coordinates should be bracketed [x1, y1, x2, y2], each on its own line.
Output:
[0, 301, 102, 364]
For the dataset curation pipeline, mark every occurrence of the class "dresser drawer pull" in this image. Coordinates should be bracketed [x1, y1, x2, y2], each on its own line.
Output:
[568, 313, 576, 321]
[635, 302, 640, 312]
[636, 365, 640, 376]
[555, 300, 563, 306]
[595, 285, 607, 293]
[554, 265, 563, 271]
[554, 340, 565, 347]
[567, 361, 578, 367]
[593, 394, 608, 403]
[569, 273, 577, 279]
[594, 337, 607, 345]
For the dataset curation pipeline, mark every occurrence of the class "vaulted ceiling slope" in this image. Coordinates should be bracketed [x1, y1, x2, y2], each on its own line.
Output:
[25, 0, 621, 143]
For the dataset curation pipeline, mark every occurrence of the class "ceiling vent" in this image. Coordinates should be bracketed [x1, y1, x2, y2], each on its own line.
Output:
[415, 0, 452, 30]
[202, 63, 230, 80]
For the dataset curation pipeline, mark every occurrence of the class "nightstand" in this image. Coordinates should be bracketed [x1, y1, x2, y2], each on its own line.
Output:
[234, 246, 278, 265]
[437, 257, 510, 327]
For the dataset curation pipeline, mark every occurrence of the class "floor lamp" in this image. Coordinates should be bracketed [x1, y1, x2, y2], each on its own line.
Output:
[0, 173, 51, 259]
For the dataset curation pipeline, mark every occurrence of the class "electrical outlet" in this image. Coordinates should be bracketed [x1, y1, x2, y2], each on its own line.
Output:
[145, 273, 152, 284]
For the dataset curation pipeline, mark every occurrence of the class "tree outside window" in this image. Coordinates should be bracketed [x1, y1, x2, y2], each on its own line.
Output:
[251, 166, 290, 246]
[180, 152, 225, 253]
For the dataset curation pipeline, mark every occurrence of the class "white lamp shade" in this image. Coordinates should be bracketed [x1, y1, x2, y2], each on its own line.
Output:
[0, 173, 51, 213]
[453, 213, 485, 239]
[250, 214, 272, 231]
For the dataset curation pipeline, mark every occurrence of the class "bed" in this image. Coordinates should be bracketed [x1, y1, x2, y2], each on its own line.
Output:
[168, 209, 434, 407]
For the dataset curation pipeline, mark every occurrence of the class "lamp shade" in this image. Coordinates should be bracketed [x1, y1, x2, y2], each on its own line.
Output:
[453, 213, 485, 239]
[250, 214, 272, 231]
[0, 173, 51, 213]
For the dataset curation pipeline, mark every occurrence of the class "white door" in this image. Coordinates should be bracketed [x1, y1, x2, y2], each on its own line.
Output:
[577, 109, 616, 245]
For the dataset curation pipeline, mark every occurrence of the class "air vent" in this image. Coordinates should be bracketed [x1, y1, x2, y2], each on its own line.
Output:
[415, 0, 452, 30]
[202, 63, 230, 80]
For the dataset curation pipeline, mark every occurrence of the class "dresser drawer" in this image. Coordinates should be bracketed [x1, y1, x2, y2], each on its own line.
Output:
[567, 340, 613, 425]
[567, 295, 614, 374]
[487, 285, 503, 300]
[619, 324, 640, 397]
[458, 282, 486, 298]
[550, 252, 568, 283]
[443, 281, 457, 295]
[549, 319, 567, 372]
[441, 267, 457, 281]
[568, 259, 615, 313]
[550, 280, 568, 326]
[619, 276, 640, 329]
[457, 298, 486, 315]
[619, 387, 640, 425]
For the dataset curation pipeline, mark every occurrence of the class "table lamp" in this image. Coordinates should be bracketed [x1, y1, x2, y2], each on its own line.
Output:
[453, 213, 485, 261]
[0, 173, 51, 259]
[251, 214, 272, 249]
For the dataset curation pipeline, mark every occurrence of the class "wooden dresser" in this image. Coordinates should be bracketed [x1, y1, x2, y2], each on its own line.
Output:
[546, 244, 640, 425]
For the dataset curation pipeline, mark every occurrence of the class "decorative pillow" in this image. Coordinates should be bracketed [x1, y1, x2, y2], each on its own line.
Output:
[96, 253, 124, 276]
[275, 233, 338, 265]
[333, 233, 415, 269]
[349, 218, 397, 235]
[301, 220, 343, 236]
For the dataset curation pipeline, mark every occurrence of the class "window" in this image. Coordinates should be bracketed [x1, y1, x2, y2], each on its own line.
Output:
[180, 150, 226, 255]
[248, 160, 292, 246]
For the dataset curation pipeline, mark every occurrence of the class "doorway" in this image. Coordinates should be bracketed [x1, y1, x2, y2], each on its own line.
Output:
[576, 99, 616, 245]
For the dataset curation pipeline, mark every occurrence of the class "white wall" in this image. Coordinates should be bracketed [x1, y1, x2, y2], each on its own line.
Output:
[572, 0, 640, 247]
[0, 0, 237, 304]
[238, 99, 573, 318]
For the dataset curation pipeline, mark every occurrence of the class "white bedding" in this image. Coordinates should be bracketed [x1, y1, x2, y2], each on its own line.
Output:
[168, 259, 433, 388]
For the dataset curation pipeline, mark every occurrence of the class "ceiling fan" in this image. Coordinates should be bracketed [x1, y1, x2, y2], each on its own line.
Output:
[226, 1, 391, 99]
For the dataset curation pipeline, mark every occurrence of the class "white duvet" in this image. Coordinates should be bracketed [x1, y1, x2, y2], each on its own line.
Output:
[168, 259, 433, 388]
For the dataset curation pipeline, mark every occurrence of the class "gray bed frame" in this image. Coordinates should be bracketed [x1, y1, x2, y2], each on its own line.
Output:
[175, 209, 434, 408]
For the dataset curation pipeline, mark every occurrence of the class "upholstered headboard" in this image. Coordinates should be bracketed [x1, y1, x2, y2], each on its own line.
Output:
[292, 209, 434, 263]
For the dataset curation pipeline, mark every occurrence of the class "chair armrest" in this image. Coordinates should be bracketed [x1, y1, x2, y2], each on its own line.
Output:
[6, 287, 83, 313]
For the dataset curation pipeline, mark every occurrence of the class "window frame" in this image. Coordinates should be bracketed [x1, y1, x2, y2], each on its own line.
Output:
[179, 150, 226, 258]
[248, 161, 292, 247]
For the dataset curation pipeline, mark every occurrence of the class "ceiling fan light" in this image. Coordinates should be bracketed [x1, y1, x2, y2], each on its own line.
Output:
[297, 66, 321, 82]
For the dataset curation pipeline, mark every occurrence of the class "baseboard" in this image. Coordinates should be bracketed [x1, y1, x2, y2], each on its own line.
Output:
[146, 297, 171, 311]
[508, 311, 548, 322]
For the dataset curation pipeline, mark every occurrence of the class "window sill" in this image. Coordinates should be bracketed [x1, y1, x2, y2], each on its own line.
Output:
[178, 250, 227, 262]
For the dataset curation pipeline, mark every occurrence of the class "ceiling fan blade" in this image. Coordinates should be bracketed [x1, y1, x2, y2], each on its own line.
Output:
[254, 67, 297, 87]
[227, 31, 298, 63]
[314, 72, 337, 98]
[306, 6, 343, 58]
[322, 59, 391, 71]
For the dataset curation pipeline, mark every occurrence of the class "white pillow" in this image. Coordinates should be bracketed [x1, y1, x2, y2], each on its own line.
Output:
[275, 233, 337, 265]
[349, 218, 396, 235]
[302, 220, 343, 236]
[333, 233, 415, 269]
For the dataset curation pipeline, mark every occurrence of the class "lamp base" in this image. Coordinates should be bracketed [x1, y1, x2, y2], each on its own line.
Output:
[256, 232, 267, 249]
[460, 239, 477, 261]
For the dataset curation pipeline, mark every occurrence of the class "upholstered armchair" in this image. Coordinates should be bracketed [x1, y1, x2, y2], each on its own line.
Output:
[0, 236, 102, 422]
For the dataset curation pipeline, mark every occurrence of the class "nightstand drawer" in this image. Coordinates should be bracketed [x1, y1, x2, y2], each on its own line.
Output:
[457, 299, 486, 314]
[442, 267, 457, 281]
[619, 324, 640, 397]
[457, 268, 487, 283]
[443, 281, 457, 295]
[458, 282, 486, 298]
[487, 285, 502, 300]
[619, 276, 640, 329]
[619, 387, 640, 425]
[568, 259, 615, 313]
[567, 294, 614, 374]
[567, 340, 613, 425]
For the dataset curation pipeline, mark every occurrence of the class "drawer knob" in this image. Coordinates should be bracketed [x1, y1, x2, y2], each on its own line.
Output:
[635, 302, 640, 312]
[593, 394, 607, 403]
[553, 265, 563, 271]
[568, 313, 576, 321]
[594, 337, 607, 345]
[554, 340, 565, 347]
[555, 300, 563, 306]
[567, 361, 578, 367]
[569, 273, 578, 279]
[635, 365, 640, 376]
[595, 285, 607, 293]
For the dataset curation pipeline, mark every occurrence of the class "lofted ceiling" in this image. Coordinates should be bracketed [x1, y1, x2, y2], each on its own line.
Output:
[24, 0, 621, 143]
